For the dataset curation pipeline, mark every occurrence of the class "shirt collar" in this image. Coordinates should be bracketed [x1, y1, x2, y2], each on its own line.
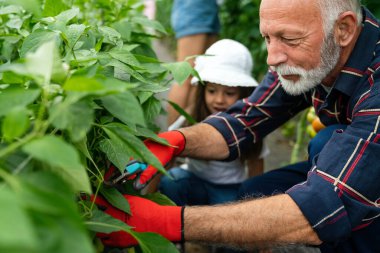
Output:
[333, 7, 380, 97]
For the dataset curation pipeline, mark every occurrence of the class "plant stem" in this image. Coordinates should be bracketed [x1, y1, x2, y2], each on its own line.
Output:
[89, 181, 102, 212]
[0, 168, 21, 191]
[0, 88, 50, 159]
[0, 133, 35, 159]
[13, 156, 32, 175]
[290, 109, 308, 163]
[34, 88, 51, 135]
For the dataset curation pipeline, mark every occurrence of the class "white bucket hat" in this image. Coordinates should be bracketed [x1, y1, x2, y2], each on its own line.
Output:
[191, 39, 259, 87]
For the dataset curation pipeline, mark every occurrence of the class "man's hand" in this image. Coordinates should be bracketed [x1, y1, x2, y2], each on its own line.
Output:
[93, 194, 184, 247]
[133, 130, 186, 190]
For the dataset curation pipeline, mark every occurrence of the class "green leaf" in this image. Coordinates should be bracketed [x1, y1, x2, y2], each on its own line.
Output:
[100, 186, 131, 215]
[5, 0, 42, 17]
[162, 61, 193, 85]
[63, 76, 134, 96]
[4, 40, 64, 85]
[132, 82, 170, 93]
[0, 187, 37, 252]
[143, 192, 176, 206]
[142, 96, 162, 122]
[42, 0, 67, 17]
[24, 40, 60, 85]
[134, 54, 161, 64]
[64, 76, 104, 92]
[130, 231, 179, 253]
[19, 171, 78, 219]
[86, 209, 132, 233]
[113, 20, 132, 41]
[1, 71, 24, 84]
[18, 172, 94, 253]
[69, 48, 98, 68]
[138, 61, 167, 75]
[6, 14, 23, 30]
[0, 148, 33, 173]
[134, 126, 169, 145]
[53, 218, 94, 253]
[103, 124, 166, 174]
[99, 131, 134, 171]
[98, 26, 122, 46]
[31, 213, 94, 253]
[22, 136, 91, 193]
[102, 77, 137, 92]
[0, 5, 23, 15]
[20, 29, 60, 58]
[71, 62, 99, 78]
[1, 37, 22, 62]
[106, 59, 150, 84]
[109, 50, 142, 68]
[50, 99, 94, 142]
[114, 66, 132, 81]
[0, 88, 40, 117]
[2, 107, 30, 142]
[166, 100, 197, 125]
[75, 136, 94, 164]
[132, 16, 167, 35]
[137, 91, 153, 104]
[54, 7, 79, 24]
[64, 24, 87, 51]
[101, 91, 146, 128]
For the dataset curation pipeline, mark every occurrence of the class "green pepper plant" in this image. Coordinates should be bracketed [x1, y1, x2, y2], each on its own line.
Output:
[0, 0, 196, 252]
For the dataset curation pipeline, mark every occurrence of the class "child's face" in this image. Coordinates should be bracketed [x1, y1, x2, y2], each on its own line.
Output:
[205, 83, 240, 114]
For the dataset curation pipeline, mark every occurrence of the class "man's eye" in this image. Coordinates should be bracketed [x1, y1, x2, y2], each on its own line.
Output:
[282, 37, 300, 45]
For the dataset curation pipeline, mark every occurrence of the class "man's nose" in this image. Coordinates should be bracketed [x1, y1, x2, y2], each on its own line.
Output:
[266, 41, 287, 67]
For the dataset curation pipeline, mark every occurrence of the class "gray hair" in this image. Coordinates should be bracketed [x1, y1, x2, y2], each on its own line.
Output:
[318, 0, 362, 35]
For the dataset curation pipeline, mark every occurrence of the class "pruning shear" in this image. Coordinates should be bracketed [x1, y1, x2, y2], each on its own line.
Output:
[104, 160, 148, 186]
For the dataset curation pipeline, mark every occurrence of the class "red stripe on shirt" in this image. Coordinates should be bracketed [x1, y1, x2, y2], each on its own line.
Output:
[256, 78, 280, 104]
[354, 111, 380, 117]
[342, 66, 365, 76]
[342, 140, 370, 184]
[352, 221, 372, 231]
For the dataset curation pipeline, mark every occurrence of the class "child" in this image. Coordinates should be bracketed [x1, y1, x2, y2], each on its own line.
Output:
[159, 39, 267, 205]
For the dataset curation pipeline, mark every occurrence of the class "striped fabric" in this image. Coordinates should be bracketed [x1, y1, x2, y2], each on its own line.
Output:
[204, 7, 380, 252]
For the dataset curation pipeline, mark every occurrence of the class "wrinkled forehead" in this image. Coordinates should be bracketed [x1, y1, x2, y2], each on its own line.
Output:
[259, 0, 321, 22]
[259, 0, 322, 32]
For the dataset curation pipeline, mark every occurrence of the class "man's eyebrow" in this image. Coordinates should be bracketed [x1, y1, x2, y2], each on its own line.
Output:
[262, 30, 304, 38]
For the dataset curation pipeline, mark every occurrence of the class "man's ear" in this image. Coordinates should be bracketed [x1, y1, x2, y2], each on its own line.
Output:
[334, 11, 359, 47]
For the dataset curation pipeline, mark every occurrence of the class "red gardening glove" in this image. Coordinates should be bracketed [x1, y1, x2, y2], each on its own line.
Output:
[133, 130, 186, 190]
[93, 194, 184, 248]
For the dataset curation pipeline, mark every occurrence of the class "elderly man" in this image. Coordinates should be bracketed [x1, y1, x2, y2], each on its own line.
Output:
[95, 0, 380, 252]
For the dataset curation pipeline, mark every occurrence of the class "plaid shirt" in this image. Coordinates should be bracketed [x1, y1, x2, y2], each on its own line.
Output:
[204, 7, 380, 252]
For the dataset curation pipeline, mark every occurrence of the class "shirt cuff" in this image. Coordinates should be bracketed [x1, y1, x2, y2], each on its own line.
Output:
[203, 111, 251, 161]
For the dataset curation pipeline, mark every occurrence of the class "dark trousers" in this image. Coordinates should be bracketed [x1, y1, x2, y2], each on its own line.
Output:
[238, 124, 346, 197]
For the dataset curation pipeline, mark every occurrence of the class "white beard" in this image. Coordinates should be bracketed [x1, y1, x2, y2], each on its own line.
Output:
[273, 31, 341, 96]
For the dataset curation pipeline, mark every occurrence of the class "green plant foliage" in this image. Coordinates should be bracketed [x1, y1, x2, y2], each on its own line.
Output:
[363, 0, 380, 18]
[0, 0, 191, 252]
[154, 0, 175, 51]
